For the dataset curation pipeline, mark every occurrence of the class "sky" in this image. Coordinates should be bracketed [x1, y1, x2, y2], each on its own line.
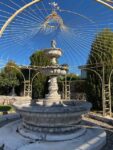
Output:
[0, 0, 113, 73]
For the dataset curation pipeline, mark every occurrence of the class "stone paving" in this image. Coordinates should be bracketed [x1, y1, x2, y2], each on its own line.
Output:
[0, 118, 17, 128]
[0, 116, 113, 150]
[84, 117, 113, 150]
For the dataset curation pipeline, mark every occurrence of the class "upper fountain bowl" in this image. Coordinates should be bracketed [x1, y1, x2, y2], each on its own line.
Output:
[44, 48, 62, 58]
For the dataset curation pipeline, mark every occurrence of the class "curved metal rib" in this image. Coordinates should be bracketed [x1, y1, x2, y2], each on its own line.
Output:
[96, 0, 113, 9]
[0, 0, 42, 37]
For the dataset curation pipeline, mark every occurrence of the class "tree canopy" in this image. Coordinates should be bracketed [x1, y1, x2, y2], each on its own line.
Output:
[88, 29, 113, 65]
[86, 29, 113, 110]
[30, 50, 51, 98]
[30, 51, 51, 66]
[0, 61, 21, 95]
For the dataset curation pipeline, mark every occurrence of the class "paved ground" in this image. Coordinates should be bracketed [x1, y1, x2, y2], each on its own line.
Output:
[84, 117, 113, 150]
[0, 118, 18, 128]
[0, 117, 113, 150]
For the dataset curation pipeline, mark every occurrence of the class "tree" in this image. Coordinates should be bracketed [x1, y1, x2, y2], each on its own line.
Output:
[86, 29, 113, 110]
[30, 51, 52, 66]
[30, 51, 51, 99]
[0, 61, 20, 95]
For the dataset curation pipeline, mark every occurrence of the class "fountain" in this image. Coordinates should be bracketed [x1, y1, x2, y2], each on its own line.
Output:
[0, 41, 106, 150]
[13, 40, 91, 134]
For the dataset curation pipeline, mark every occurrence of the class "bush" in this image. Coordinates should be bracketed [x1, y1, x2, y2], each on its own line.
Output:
[0, 105, 12, 114]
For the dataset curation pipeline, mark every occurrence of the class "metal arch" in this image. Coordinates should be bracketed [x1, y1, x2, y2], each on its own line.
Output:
[0, 65, 25, 83]
[0, 1, 97, 37]
[31, 8, 96, 24]
[80, 67, 104, 114]
[96, 0, 113, 9]
[31, 72, 45, 98]
[0, 0, 113, 37]
[0, 0, 42, 37]
[80, 65, 112, 117]
[31, 72, 40, 85]
[107, 68, 113, 117]
[80, 68, 103, 83]
[6, 65, 26, 82]
[108, 68, 113, 102]
[9, 66, 25, 81]
[109, 68, 113, 85]
[60, 9, 95, 24]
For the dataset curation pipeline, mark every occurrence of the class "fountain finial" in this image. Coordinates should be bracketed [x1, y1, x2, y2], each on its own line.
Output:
[51, 40, 56, 48]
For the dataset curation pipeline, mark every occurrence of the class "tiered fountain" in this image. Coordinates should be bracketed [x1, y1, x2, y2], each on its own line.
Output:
[0, 41, 106, 150]
[13, 40, 91, 135]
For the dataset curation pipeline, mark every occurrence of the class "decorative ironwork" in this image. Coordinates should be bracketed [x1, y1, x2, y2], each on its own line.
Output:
[79, 63, 112, 117]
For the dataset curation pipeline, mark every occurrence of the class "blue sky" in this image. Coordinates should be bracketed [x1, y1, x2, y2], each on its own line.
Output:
[0, 0, 113, 73]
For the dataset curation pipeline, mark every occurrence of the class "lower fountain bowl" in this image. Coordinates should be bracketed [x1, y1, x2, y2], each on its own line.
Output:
[13, 100, 92, 134]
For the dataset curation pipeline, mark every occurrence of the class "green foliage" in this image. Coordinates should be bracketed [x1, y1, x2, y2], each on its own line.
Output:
[30, 51, 51, 66]
[66, 73, 80, 81]
[0, 72, 19, 87]
[74, 80, 86, 93]
[30, 51, 51, 98]
[59, 73, 80, 81]
[88, 29, 113, 64]
[86, 29, 113, 110]
[58, 73, 83, 94]
[32, 74, 49, 98]
[0, 105, 12, 112]
[0, 61, 20, 95]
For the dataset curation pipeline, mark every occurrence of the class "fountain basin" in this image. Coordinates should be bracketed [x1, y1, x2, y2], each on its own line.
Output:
[13, 100, 91, 134]
[42, 66, 67, 75]
[44, 48, 62, 58]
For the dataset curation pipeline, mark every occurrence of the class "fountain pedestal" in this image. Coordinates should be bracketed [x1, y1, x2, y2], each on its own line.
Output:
[45, 76, 61, 104]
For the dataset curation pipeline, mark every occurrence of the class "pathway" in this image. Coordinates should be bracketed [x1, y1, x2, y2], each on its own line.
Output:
[84, 117, 113, 150]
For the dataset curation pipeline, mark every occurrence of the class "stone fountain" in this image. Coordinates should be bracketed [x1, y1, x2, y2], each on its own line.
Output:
[13, 40, 91, 134]
[0, 41, 106, 150]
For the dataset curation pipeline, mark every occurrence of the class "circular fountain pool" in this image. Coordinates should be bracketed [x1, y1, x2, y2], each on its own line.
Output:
[13, 100, 91, 134]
